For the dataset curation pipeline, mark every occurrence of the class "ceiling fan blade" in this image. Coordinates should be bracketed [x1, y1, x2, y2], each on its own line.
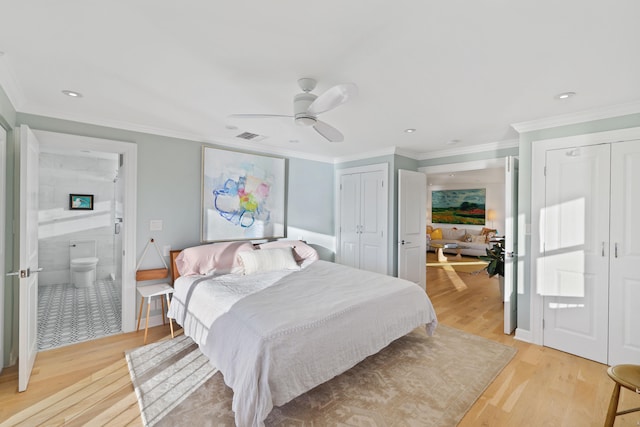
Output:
[307, 83, 358, 115]
[313, 120, 344, 142]
[228, 114, 292, 120]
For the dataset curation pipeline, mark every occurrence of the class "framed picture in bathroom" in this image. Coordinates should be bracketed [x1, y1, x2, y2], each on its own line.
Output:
[69, 194, 94, 210]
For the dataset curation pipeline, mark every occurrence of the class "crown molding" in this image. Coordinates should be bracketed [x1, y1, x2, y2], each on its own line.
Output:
[19, 107, 336, 164]
[0, 58, 26, 111]
[417, 139, 519, 160]
[511, 100, 640, 133]
[332, 146, 398, 164]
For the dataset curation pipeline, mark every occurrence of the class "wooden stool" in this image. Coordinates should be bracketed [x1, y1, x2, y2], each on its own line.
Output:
[136, 283, 175, 344]
[605, 364, 640, 427]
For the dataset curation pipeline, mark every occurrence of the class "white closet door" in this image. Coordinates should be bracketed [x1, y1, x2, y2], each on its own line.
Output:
[541, 144, 610, 364]
[358, 170, 387, 274]
[339, 173, 360, 269]
[608, 140, 640, 365]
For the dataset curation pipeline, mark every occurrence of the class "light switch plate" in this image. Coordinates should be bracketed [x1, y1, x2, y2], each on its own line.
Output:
[149, 220, 163, 231]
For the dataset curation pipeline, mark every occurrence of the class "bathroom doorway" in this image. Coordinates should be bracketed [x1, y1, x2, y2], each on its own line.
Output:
[37, 148, 121, 349]
[32, 130, 137, 350]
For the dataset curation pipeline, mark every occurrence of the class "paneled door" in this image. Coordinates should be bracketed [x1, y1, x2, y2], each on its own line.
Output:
[503, 156, 518, 334]
[0, 125, 6, 374]
[608, 140, 640, 365]
[337, 165, 388, 275]
[541, 144, 610, 364]
[17, 125, 42, 391]
[397, 169, 426, 289]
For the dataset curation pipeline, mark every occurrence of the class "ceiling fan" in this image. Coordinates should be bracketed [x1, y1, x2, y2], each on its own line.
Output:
[228, 78, 358, 142]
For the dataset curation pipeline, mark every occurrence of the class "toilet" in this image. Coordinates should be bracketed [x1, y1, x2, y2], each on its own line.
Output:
[70, 240, 99, 288]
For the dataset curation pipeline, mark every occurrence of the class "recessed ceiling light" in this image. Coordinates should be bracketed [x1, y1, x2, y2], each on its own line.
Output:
[555, 91, 576, 100]
[404, 128, 416, 133]
[62, 90, 82, 98]
[447, 139, 460, 145]
[449, 173, 455, 177]
[289, 139, 300, 144]
[225, 124, 238, 130]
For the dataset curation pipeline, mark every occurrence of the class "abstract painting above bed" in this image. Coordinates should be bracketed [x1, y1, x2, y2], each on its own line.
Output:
[201, 146, 286, 242]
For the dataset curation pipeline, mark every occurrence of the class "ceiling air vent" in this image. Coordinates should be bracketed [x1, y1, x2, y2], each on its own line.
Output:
[236, 131, 266, 142]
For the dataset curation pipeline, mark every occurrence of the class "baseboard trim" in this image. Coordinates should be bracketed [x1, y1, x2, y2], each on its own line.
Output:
[514, 328, 532, 343]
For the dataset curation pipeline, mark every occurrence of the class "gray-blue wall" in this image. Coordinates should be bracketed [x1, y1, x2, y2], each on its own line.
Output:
[1, 105, 336, 367]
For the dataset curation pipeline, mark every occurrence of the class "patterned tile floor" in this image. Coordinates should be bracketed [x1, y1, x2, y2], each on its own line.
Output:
[37, 280, 122, 350]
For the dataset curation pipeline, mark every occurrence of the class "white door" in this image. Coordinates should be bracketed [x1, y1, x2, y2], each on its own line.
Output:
[0, 126, 6, 375]
[358, 170, 387, 275]
[503, 157, 518, 334]
[397, 170, 426, 289]
[18, 125, 41, 391]
[608, 140, 640, 365]
[541, 144, 610, 364]
[338, 173, 360, 269]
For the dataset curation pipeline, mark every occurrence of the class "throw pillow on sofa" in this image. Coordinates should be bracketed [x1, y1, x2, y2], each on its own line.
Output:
[471, 235, 488, 244]
[430, 228, 443, 240]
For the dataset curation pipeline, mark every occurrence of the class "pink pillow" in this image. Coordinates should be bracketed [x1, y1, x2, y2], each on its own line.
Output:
[175, 241, 255, 276]
[258, 240, 319, 264]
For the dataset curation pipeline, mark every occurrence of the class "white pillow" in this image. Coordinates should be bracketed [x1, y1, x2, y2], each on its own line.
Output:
[257, 240, 319, 264]
[238, 247, 299, 275]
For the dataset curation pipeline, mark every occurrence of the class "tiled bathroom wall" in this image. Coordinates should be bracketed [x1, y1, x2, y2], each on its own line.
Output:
[38, 152, 119, 286]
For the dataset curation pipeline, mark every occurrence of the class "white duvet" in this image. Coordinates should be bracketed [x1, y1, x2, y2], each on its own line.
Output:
[168, 260, 438, 427]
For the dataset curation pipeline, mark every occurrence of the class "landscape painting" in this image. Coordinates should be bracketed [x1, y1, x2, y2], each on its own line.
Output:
[431, 188, 486, 225]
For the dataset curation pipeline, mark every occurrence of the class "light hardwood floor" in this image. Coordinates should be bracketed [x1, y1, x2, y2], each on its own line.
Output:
[0, 260, 638, 426]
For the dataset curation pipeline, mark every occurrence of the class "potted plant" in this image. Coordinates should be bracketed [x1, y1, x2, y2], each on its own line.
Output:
[479, 237, 505, 299]
[478, 238, 504, 278]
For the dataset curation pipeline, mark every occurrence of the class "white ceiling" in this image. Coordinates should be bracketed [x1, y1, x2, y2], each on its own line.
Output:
[1, 1, 639, 162]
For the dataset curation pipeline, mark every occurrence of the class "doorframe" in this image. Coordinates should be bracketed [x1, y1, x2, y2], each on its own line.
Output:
[530, 126, 640, 347]
[33, 131, 138, 333]
[419, 157, 512, 329]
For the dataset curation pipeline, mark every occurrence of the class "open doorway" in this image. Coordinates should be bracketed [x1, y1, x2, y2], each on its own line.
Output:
[32, 130, 137, 348]
[420, 157, 517, 333]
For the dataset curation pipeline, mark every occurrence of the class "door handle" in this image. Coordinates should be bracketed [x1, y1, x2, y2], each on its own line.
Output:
[506, 251, 517, 258]
[6, 267, 43, 278]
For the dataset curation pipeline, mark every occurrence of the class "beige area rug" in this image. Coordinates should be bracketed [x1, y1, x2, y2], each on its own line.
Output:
[427, 252, 488, 274]
[126, 325, 516, 427]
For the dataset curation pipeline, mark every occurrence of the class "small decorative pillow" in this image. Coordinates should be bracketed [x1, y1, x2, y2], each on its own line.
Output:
[238, 247, 299, 275]
[485, 230, 497, 243]
[471, 235, 487, 244]
[463, 233, 473, 243]
[258, 240, 319, 264]
[175, 241, 254, 276]
[430, 228, 443, 240]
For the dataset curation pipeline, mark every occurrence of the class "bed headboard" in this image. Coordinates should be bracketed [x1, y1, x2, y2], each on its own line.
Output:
[170, 249, 182, 283]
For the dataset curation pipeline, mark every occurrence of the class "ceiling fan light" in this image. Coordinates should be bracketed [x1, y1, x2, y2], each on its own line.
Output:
[295, 115, 316, 126]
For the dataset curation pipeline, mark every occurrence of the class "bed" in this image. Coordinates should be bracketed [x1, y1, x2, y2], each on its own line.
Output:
[167, 241, 438, 427]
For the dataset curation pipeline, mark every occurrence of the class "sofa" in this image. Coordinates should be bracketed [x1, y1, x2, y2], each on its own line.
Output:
[427, 226, 496, 257]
